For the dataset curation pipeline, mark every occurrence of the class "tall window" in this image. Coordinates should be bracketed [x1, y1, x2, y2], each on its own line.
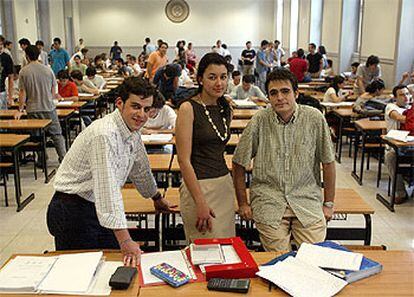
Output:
[276, 0, 283, 42]
[289, 0, 299, 53]
[356, 0, 365, 55]
[309, 0, 323, 45]
[0, 10, 3, 35]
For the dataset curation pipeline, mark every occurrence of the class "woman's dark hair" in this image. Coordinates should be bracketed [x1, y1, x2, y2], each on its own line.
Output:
[365, 79, 385, 94]
[366, 55, 380, 67]
[85, 66, 97, 77]
[118, 77, 155, 103]
[318, 45, 326, 55]
[330, 75, 345, 95]
[195, 53, 231, 115]
[57, 70, 70, 80]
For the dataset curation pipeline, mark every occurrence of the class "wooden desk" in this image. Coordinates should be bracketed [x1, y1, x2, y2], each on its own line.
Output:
[331, 108, 359, 163]
[351, 119, 387, 185]
[230, 119, 250, 132]
[376, 136, 414, 212]
[78, 94, 100, 101]
[138, 250, 414, 296]
[148, 154, 174, 172]
[0, 119, 55, 183]
[56, 101, 87, 109]
[0, 251, 139, 297]
[233, 109, 259, 119]
[56, 109, 75, 149]
[0, 134, 34, 211]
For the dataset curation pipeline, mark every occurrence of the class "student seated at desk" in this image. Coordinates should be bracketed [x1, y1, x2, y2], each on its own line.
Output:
[153, 63, 182, 103]
[142, 91, 177, 134]
[93, 54, 109, 72]
[71, 55, 87, 76]
[48, 77, 174, 266]
[321, 59, 334, 78]
[384, 85, 412, 204]
[83, 66, 106, 90]
[70, 70, 99, 95]
[127, 55, 143, 77]
[57, 70, 78, 101]
[230, 74, 266, 101]
[115, 58, 132, 78]
[354, 55, 381, 95]
[323, 76, 347, 103]
[353, 79, 387, 117]
[348, 62, 360, 82]
[226, 70, 241, 94]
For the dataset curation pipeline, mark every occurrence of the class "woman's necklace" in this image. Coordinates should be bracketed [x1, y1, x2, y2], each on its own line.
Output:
[198, 96, 228, 141]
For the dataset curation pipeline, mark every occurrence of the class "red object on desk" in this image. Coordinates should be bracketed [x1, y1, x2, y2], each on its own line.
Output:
[193, 237, 259, 280]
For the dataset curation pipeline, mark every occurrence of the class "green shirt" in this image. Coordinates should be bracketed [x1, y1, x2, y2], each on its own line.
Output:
[232, 104, 335, 227]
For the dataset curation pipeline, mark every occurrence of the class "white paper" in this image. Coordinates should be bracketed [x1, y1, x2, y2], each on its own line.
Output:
[190, 244, 224, 265]
[199, 245, 241, 273]
[140, 251, 194, 285]
[257, 257, 347, 297]
[83, 261, 122, 296]
[38, 251, 103, 294]
[232, 99, 257, 107]
[78, 93, 95, 97]
[141, 134, 173, 142]
[296, 242, 363, 271]
[56, 101, 74, 106]
[321, 102, 354, 107]
[385, 129, 410, 142]
[0, 256, 57, 292]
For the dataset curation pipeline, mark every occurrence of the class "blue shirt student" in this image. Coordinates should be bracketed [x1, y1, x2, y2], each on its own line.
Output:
[256, 49, 268, 74]
[50, 48, 70, 75]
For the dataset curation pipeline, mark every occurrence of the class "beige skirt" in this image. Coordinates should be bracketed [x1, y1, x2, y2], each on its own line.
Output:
[180, 173, 236, 242]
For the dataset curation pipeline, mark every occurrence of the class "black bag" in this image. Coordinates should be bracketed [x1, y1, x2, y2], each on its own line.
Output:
[296, 94, 323, 112]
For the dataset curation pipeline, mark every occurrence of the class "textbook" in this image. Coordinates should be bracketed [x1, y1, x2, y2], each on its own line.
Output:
[262, 241, 382, 284]
[0, 251, 121, 295]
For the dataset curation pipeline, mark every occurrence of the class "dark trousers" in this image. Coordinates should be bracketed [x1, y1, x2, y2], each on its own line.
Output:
[47, 192, 119, 250]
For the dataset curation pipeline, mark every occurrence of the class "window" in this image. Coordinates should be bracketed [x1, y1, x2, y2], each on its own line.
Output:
[356, 0, 365, 54]
[289, 0, 299, 53]
[309, 0, 323, 45]
[276, 0, 283, 42]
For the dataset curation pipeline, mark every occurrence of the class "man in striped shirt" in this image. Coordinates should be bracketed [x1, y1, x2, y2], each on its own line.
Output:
[232, 68, 336, 251]
[48, 77, 174, 267]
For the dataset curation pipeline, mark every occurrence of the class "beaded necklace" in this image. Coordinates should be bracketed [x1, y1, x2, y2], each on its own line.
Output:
[197, 97, 229, 142]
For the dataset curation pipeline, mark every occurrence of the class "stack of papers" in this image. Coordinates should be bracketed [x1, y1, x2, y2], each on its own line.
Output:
[190, 244, 224, 265]
[321, 102, 354, 107]
[257, 257, 347, 297]
[256, 242, 365, 296]
[56, 101, 74, 106]
[385, 130, 414, 143]
[141, 134, 173, 143]
[78, 93, 95, 97]
[232, 99, 257, 108]
[0, 252, 119, 296]
[199, 245, 241, 273]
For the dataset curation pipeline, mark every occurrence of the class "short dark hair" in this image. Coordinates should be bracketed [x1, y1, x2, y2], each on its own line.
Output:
[351, 62, 360, 68]
[25, 45, 40, 61]
[159, 41, 169, 48]
[246, 41, 251, 46]
[80, 48, 88, 54]
[365, 79, 385, 94]
[318, 45, 326, 55]
[309, 43, 316, 49]
[4, 40, 12, 47]
[57, 70, 70, 80]
[18, 38, 31, 46]
[392, 84, 408, 97]
[35, 40, 44, 47]
[366, 55, 380, 67]
[327, 59, 333, 67]
[85, 66, 97, 77]
[242, 74, 255, 84]
[73, 55, 81, 60]
[164, 64, 179, 78]
[53, 37, 61, 44]
[152, 90, 166, 109]
[115, 58, 124, 64]
[297, 48, 305, 58]
[232, 70, 241, 78]
[129, 55, 137, 62]
[145, 37, 150, 43]
[222, 44, 227, 49]
[261, 40, 269, 47]
[118, 77, 155, 103]
[266, 68, 298, 95]
[70, 70, 83, 81]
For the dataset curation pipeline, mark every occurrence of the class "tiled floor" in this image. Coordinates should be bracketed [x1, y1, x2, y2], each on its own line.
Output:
[0, 144, 413, 266]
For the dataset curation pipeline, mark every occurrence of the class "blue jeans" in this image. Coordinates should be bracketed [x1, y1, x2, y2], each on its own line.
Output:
[257, 71, 268, 93]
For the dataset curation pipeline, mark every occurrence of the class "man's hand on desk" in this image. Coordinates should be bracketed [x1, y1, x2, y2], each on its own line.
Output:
[120, 239, 143, 267]
[153, 197, 178, 213]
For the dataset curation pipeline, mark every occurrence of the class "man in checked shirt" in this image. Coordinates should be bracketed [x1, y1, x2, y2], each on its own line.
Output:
[47, 77, 174, 266]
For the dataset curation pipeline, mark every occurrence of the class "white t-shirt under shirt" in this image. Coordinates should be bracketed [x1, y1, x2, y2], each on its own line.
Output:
[144, 105, 177, 130]
[323, 87, 336, 102]
[385, 103, 406, 132]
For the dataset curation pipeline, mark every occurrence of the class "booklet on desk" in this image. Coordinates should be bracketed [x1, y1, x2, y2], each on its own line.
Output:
[0, 251, 121, 295]
[262, 241, 382, 283]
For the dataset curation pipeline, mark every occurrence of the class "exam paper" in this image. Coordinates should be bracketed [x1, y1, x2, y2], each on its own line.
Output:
[296, 242, 363, 271]
[385, 130, 410, 142]
[233, 99, 257, 107]
[320, 102, 354, 107]
[257, 256, 347, 297]
[56, 101, 74, 106]
[141, 134, 173, 142]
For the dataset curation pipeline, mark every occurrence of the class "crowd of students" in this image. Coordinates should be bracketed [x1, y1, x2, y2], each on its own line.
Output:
[0, 33, 413, 265]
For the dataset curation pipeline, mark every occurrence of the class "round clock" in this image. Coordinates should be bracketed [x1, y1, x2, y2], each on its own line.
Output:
[165, 0, 190, 23]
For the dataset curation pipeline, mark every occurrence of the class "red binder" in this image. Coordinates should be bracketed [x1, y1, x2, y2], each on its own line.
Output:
[193, 237, 259, 280]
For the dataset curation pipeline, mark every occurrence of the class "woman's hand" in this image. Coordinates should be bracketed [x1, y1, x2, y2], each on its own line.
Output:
[195, 202, 216, 233]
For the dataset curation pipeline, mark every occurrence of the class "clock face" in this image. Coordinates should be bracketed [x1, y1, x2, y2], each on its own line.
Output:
[165, 0, 190, 23]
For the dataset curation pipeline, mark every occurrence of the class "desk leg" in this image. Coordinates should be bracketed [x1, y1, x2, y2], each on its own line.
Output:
[363, 214, 372, 245]
[64, 117, 70, 150]
[335, 115, 343, 163]
[13, 146, 35, 212]
[41, 128, 56, 184]
[376, 147, 398, 212]
[351, 130, 361, 184]
[358, 131, 366, 185]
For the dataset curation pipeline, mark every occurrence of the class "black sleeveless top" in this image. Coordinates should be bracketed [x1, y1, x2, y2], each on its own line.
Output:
[189, 99, 231, 180]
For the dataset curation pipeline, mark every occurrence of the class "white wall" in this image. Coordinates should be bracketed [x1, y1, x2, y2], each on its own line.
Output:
[361, 0, 399, 59]
[13, 0, 38, 42]
[78, 0, 275, 48]
[321, 0, 341, 54]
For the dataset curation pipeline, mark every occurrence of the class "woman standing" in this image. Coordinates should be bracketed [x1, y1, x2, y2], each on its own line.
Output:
[176, 53, 235, 242]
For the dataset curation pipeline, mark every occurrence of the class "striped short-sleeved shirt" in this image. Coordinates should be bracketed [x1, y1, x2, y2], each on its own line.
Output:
[233, 104, 335, 228]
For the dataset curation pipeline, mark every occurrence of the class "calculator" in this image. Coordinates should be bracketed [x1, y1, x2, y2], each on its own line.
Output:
[207, 278, 251, 293]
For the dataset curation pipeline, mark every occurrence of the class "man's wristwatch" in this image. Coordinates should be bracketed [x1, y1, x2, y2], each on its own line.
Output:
[151, 192, 162, 201]
[323, 201, 334, 208]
